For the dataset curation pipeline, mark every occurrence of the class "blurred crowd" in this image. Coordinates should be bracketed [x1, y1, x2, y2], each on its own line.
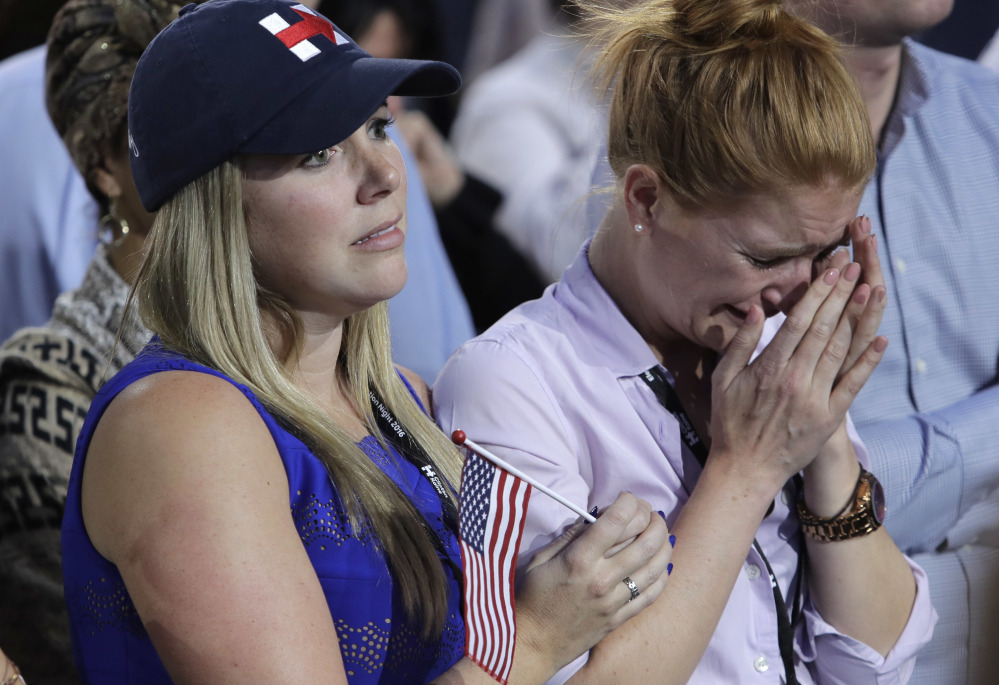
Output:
[2, 0, 999, 683]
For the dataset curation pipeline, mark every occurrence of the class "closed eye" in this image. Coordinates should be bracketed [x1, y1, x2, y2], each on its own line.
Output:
[814, 245, 843, 264]
[747, 255, 787, 271]
[747, 244, 844, 271]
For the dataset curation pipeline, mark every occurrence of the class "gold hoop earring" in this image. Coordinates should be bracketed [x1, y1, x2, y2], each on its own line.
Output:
[100, 210, 130, 249]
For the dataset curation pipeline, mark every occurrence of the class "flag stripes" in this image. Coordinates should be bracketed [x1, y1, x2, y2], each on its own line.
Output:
[459, 451, 532, 683]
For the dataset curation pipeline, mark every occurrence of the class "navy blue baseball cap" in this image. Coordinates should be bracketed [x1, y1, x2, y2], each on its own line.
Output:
[128, 0, 461, 211]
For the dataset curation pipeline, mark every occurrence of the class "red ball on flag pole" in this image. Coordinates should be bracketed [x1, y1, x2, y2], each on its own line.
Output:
[451, 429, 466, 446]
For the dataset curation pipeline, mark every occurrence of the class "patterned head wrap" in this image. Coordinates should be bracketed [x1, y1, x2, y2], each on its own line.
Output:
[45, 0, 193, 203]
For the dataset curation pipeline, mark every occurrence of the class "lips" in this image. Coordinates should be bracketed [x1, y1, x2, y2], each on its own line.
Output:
[724, 305, 748, 321]
[352, 225, 396, 245]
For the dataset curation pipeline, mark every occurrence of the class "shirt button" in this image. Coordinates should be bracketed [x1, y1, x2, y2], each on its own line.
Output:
[745, 564, 761, 580]
[894, 257, 907, 274]
[915, 359, 927, 374]
[754, 656, 770, 673]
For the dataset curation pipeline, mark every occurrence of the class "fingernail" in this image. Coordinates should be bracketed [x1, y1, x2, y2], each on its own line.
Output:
[667, 563, 673, 576]
[669, 534, 676, 548]
[657, 510, 667, 523]
[862, 215, 871, 233]
[877, 287, 886, 303]
[824, 268, 840, 285]
[844, 262, 860, 282]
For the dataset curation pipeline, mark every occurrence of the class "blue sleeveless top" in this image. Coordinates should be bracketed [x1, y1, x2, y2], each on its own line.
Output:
[61, 344, 465, 683]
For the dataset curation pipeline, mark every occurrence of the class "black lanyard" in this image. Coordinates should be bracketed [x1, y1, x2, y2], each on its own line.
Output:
[368, 387, 463, 588]
[640, 366, 804, 685]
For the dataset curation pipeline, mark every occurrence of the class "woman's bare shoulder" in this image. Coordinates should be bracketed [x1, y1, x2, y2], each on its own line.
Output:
[83, 369, 286, 560]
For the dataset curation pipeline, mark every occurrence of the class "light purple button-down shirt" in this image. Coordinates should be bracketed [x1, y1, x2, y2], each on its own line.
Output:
[434, 246, 935, 684]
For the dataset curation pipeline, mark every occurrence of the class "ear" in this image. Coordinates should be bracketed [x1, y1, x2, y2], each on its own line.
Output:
[622, 164, 664, 231]
[92, 164, 123, 202]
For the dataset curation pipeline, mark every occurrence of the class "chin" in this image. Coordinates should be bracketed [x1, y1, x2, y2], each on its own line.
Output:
[369, 267, 409, 304]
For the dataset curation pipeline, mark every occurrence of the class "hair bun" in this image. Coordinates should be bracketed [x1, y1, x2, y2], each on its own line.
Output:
[672, 0, 785, 51]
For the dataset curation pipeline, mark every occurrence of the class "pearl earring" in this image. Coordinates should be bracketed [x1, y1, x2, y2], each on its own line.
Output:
[634, 223, 644, 233]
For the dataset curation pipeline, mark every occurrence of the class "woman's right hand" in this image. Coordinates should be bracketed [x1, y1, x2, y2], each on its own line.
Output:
[709, 254, 887, 494]
[511, 492, 672, 682]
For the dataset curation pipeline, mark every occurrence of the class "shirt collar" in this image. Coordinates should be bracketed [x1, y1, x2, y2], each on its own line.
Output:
[881, 39, 933, 158]
[553, 241, 661, 379]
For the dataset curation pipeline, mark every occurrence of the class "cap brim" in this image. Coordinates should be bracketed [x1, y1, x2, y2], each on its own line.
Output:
[240, 56, 460, 155]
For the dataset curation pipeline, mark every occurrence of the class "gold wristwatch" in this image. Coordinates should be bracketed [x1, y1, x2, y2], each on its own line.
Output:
[797, 468, 886, 542]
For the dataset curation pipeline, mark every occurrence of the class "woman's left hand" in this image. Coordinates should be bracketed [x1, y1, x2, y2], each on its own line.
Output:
[803, 215, 886, 500]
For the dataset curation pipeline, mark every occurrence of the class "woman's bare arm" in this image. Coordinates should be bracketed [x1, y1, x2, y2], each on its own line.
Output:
[82, 371, 350, 684]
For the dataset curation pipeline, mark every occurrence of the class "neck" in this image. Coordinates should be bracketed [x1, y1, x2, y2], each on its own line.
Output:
[108, 232, 147, 286]
[301, 319, 372, 439]
[266, 309, 359, 423]
[841, 43, 904, 145]
[589, 211, 710, 379]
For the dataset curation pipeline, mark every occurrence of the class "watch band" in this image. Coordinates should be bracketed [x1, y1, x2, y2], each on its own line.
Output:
[797, 468, 885, 542]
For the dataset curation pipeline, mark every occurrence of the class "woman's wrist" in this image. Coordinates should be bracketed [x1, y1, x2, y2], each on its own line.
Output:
[700, 448, 788, 517]
[801, 428, 862, 517]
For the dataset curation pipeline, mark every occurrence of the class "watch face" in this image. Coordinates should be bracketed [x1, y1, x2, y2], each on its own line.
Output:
[872, 477, 887, 524]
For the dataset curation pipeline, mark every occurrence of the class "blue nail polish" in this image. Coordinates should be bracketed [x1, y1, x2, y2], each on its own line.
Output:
[583, 505, 599, 524]
[657, 510, 667, 523]
[669, 534, 676, 548]
[667, 563, 673, 576]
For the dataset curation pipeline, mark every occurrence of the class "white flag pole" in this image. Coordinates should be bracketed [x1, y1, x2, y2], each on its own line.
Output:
[451, 430, 596, 523]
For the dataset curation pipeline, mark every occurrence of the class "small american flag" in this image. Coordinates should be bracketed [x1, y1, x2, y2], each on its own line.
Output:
[459, 448, 532, 684]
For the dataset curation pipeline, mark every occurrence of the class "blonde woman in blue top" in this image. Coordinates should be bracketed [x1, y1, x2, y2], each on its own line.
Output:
[58, 1, 673, 682]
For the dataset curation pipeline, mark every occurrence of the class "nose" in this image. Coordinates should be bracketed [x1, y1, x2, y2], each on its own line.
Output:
[357, 141, 401, 204]
[761, 259, 812, 316]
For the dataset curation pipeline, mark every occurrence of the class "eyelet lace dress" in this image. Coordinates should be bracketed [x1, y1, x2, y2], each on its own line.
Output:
[61, 343, 465, 683]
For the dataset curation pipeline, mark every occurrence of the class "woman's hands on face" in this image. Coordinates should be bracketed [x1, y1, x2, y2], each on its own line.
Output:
[828, 215, 886, 378]
[512, 492, 672, 679]
[709, 218, 888, 493]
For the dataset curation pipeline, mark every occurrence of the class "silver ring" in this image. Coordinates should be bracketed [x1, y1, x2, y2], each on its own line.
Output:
[623, 576, 640, 602]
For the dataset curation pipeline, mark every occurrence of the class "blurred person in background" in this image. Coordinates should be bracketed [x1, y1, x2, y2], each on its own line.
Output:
[787, 0, 999, 682]
[0, 0, 96, 342]
[449, 0, 608, 282]
[0, 1, 196, 680]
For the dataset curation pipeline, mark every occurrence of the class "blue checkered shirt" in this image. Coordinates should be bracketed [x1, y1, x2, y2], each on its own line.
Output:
[850, 39, 999, 685]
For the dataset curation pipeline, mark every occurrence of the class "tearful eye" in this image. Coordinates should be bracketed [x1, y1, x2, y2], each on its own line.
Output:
[303, 147, 336, 167]
[748, 256, 783, 271]
[814, 246, 842, 264]
[312, 149, 331, 163]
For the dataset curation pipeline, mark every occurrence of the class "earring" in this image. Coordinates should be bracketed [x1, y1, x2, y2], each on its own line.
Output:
[634, 223, 644, 233]
[100, 208, 130, 249]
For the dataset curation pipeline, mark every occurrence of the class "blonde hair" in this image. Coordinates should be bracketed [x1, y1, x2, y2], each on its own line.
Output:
[134, 160, 463, 639]
[578, 0, 876, 205]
